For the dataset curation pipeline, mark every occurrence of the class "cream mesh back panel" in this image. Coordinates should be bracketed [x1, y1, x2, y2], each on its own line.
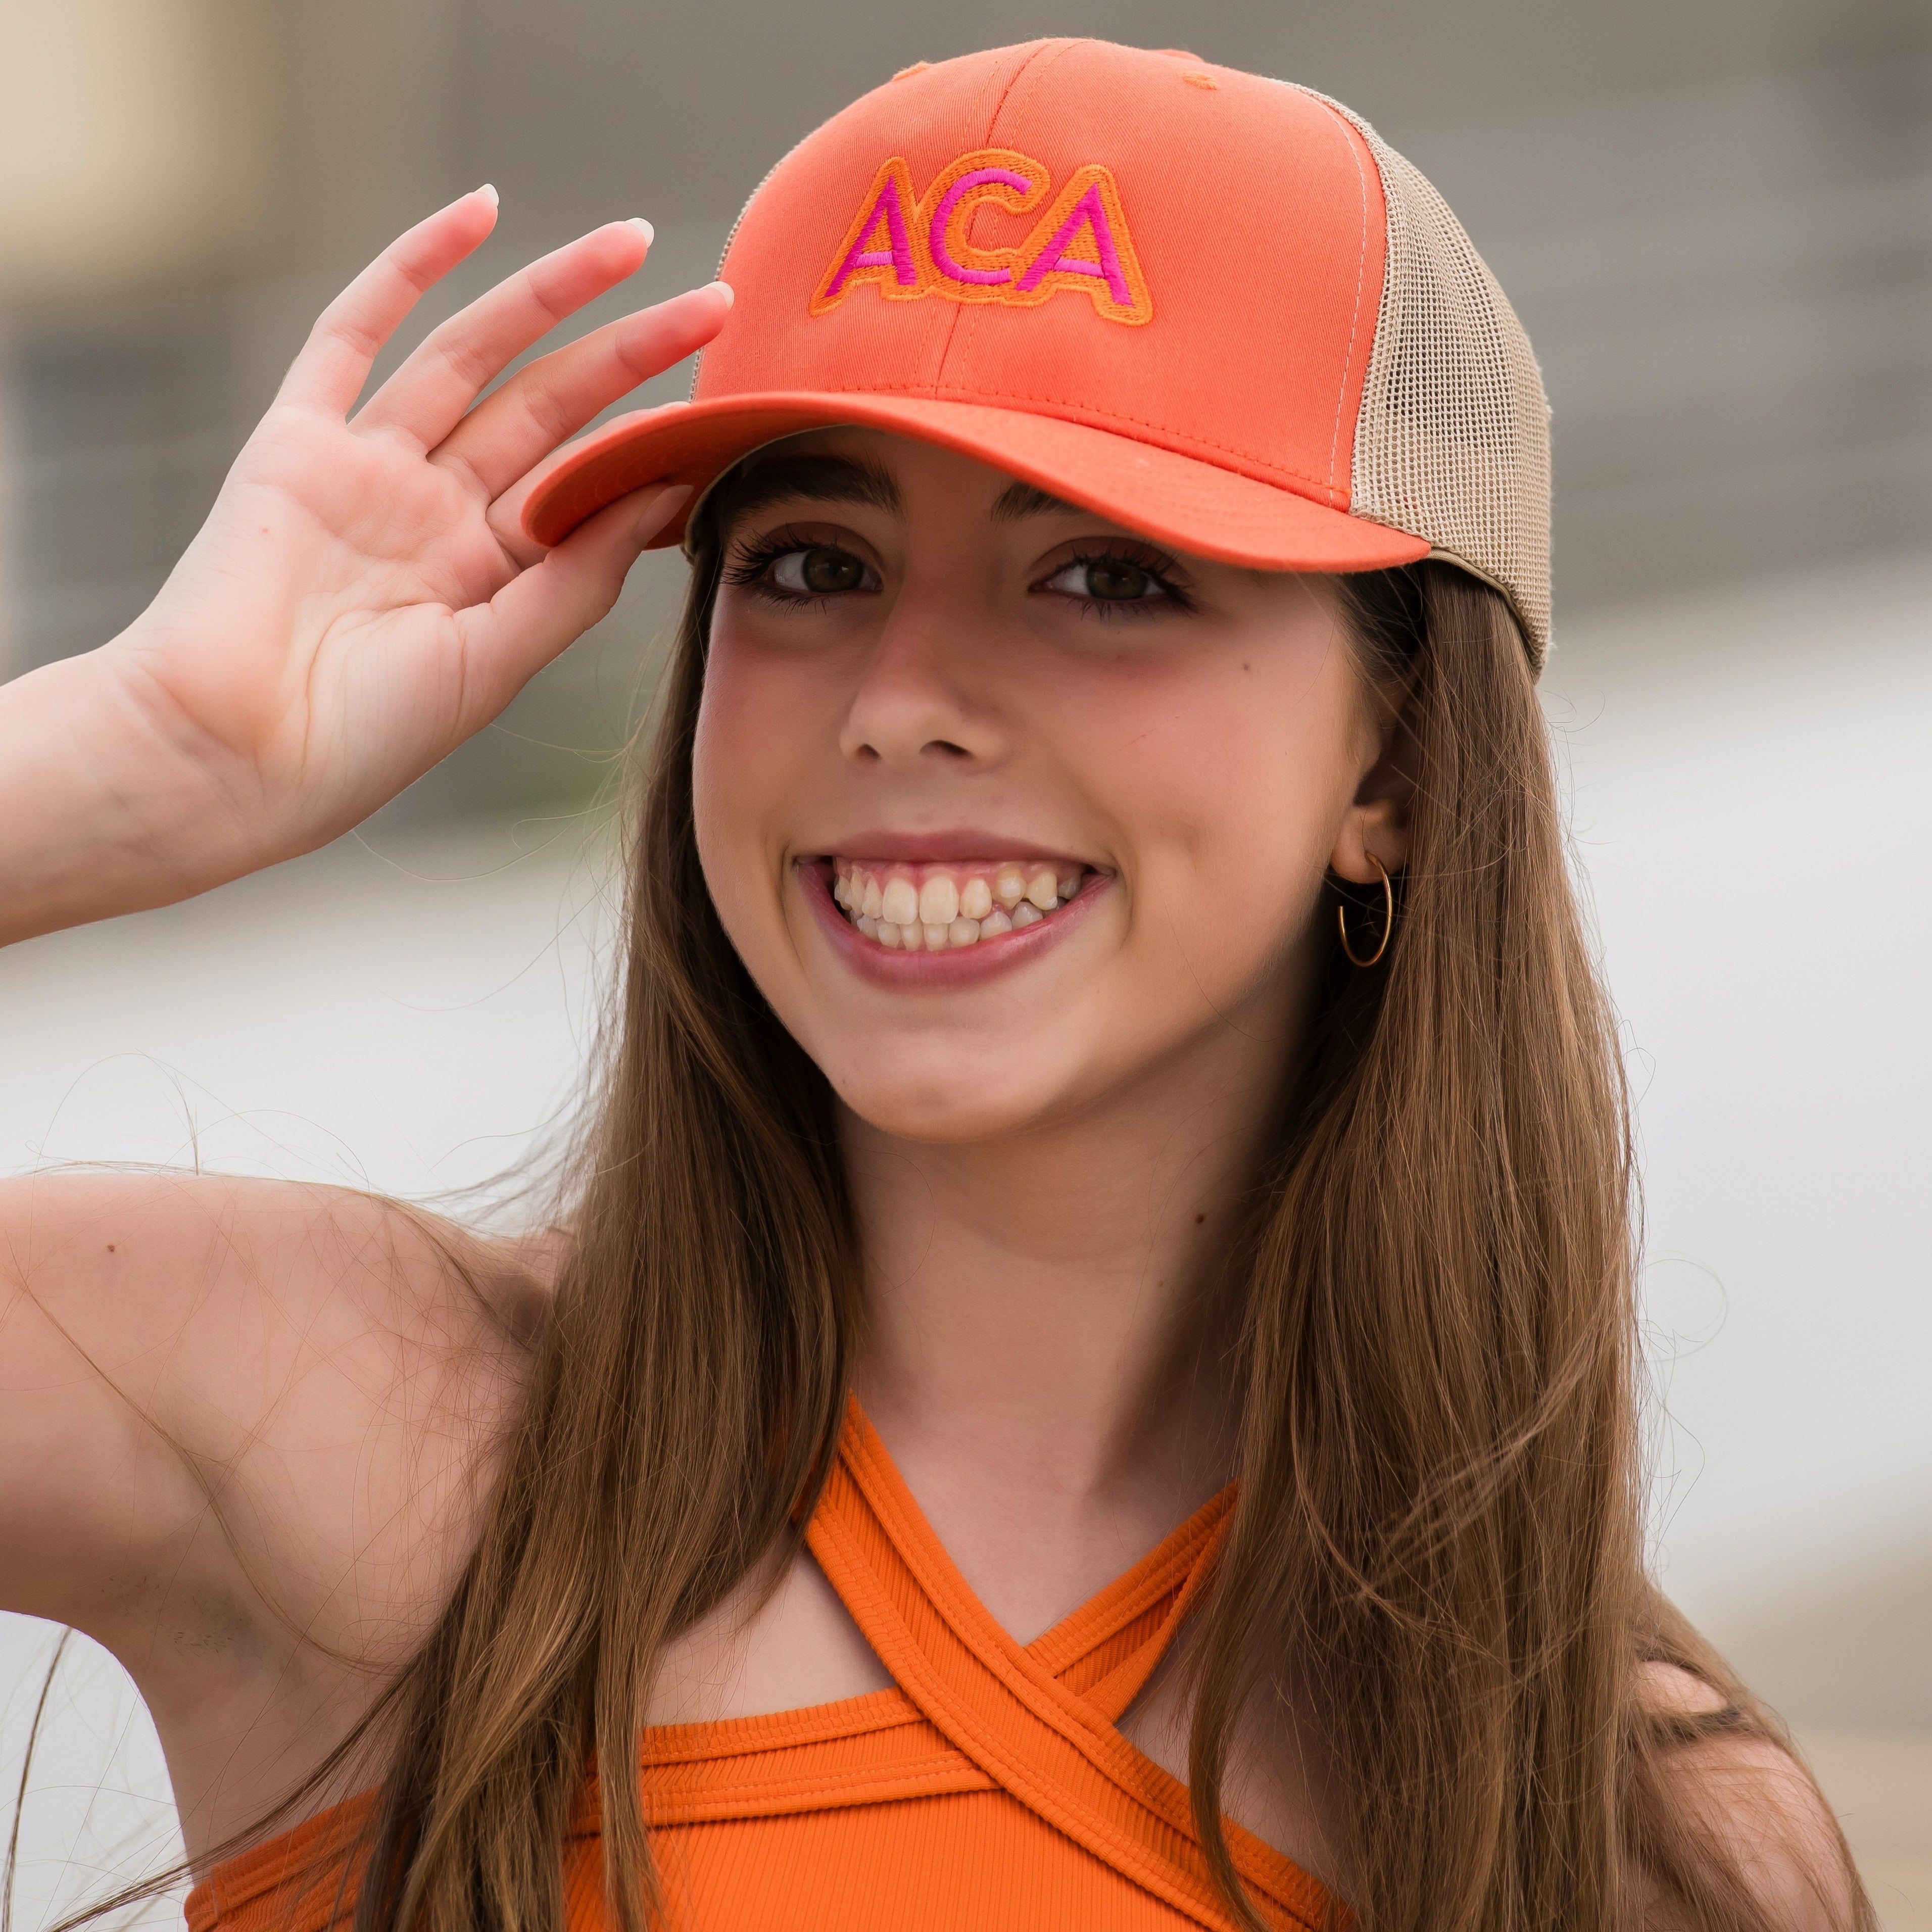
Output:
[1314, 97, 1553, 664]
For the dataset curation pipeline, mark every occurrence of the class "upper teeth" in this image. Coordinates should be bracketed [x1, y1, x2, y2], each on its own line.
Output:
[831, 860, 1086, 950]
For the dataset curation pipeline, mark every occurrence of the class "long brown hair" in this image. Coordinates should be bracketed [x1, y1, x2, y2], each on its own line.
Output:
[55, 505, 1865, 1932]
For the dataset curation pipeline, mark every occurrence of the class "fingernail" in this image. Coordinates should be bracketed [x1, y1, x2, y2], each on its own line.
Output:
[629, 217, 655, 248]
[639, 482, 694, 540]
[706, 279, 735, 307]
[477, 183, 499, 207]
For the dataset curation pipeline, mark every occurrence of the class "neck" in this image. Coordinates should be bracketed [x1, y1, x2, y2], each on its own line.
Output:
[842, 1003, 1295, 1632]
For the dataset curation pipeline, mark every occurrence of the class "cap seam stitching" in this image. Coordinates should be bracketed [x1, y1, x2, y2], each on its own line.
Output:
[932, 39, 1081, 395]
[1307, 93, 1372, 505]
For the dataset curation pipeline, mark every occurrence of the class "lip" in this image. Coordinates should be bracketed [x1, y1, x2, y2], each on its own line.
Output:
[804, 829, 1090, 867]
[797, 857, 1109, 989]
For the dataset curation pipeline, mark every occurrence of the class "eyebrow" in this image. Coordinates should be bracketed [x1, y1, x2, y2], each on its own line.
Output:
[989, 479, 1085, 523]
[713, 452, 905, 527]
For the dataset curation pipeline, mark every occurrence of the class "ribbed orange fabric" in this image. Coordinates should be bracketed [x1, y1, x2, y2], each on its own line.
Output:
[184, 1402, 1331, 1931]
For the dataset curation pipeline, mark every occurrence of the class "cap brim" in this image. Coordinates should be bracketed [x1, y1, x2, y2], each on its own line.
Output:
[523, 393, 1430, 576]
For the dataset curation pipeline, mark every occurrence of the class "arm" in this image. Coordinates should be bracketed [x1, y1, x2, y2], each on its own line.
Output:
[0, 1170, 559, 1643]
[0, 197, 715, 1817]
[0, 1170, 555, 1857]
[0, 187, 729, 943]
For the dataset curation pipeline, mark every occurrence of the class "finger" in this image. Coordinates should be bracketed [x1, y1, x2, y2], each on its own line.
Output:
[450, 484, 692, 728]
[486, 403, 687, 567]
[277, 187, 500, 417]
[433, 282, 731, 502]
[354, 220, 654, 452]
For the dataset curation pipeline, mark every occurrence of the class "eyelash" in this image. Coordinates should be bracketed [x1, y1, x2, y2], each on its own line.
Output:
[1036, 545, 1194, 622]
[720, 533, 870, 612]
[719, 534, 1195, 620]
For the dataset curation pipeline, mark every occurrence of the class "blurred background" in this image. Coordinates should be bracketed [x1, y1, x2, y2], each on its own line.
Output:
[0, 0, 1927, 1924]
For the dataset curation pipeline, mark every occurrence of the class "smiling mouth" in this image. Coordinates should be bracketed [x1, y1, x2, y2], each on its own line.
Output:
[829, 858, 1090, 951]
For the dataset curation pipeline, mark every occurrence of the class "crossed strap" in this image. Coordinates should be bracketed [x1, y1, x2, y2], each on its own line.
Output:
[803, 1405, 1326, 1932]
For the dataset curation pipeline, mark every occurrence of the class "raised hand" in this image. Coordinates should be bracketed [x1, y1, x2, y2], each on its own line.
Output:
[0, 188, 729, 943]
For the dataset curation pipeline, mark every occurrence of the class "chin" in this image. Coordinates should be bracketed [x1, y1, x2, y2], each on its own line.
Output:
[827, 1055, 1073, 1146]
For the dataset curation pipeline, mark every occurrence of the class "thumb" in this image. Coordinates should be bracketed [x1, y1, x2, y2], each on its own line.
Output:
[452, 482, 692, 730]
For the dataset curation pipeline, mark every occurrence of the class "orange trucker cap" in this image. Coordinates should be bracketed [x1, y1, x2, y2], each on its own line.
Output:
[524, 40, 1553, 663]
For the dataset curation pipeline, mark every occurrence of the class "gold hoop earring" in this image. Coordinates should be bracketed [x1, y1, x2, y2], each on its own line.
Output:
[1338, 852, 1394, 968]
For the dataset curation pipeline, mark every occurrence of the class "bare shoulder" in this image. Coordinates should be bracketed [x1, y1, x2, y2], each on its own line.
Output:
[1634, 1663, 1861, 1932]
[2, 1167, 552, 1651]
[4, 1168, 559, 1852]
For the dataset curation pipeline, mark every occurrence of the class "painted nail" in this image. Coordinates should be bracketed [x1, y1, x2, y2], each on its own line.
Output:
[706, 279, 735, 307]
[477, 183, 499, 207]
[629, 217, 654, 247]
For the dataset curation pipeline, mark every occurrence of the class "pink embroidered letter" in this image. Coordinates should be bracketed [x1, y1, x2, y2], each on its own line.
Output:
[812, 159, 921, 310]
[1012, 168, 1150, 321]
[812, 154, 1150, 325]
[927, 165, 1035, 285]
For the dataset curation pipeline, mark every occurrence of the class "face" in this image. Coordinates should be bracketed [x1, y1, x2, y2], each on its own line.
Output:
[691, 429, 1407, 1145]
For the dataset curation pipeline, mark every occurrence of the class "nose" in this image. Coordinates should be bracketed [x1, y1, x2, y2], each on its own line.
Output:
[838, 595, 1007, 771]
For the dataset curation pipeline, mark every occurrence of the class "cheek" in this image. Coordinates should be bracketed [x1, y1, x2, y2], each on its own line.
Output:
[695, 629, 798, 782]
[690, 635, 824, 932]
[1063, 644, 1360, 952]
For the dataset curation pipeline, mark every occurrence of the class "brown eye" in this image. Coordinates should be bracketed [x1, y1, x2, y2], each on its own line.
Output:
[1085, 560, 1150, 600]
[772, 546, 866, 595]
[1037, 554, 1174, 607]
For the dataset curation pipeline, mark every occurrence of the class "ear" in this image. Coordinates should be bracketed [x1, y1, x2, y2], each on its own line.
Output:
[1329, 684, 1416, 883]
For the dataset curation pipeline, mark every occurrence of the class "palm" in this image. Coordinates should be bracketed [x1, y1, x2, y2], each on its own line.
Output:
[177, 410, 515, 803]
[110, 192, 727, 857]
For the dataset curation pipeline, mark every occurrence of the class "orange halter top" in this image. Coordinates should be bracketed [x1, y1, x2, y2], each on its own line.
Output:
[184, 1404, 1331, 1932]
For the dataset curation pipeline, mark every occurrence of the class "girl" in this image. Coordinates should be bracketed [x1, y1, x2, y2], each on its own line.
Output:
[0, 39, 1866, 1932]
